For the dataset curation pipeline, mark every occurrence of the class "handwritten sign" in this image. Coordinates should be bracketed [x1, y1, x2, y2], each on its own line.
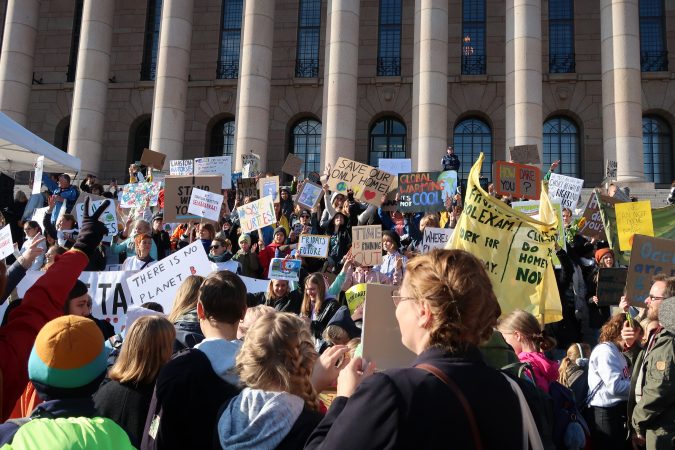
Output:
[188, 187, 224, 222]
[398, 172, 449, 213]
[298, 234, 329, 258]
[120, 182, 162, 209]
[578, 193, 607, 241]
[237, 196, 276, 233]
[547, 173, 584, 209]
[194, 156, 232, 189]
[625, 235, 675, 308]
[236, 177, 258, 199]
[345, 283, 367, 314]
[352, 225, 383, 267]
[282, 154, 304, 177]
[606, 160, 617, 179]
[75, 197, 118, 237]
[170, 159, 194, 176]
[268, 258, 301, 281]
[296, 181, 323, 210]
[596, 268, 628, 306]
[422, 227, 454, 253]
[494, 161, 541, 200]
[327, 157, 395, 205]
[508, 145, 540, 164]
[140, 148, 167, 170]
[0, 224, 13, 260]
[242, 153, 261, 177]
[32, 156, 44, 195]
[615, 200, 654, 251]
[164, 175, 222, 222]
[258, 176, 279, 203]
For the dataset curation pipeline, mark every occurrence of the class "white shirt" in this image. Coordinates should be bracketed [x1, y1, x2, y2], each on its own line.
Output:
[122, 256, 154, 271]
[587, 342, 631, 407]
[20, 235, 47, 271]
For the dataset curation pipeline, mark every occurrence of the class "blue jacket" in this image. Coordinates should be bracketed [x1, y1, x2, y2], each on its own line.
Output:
[377, 209, 423, 245]
[41, 174, 79, 223]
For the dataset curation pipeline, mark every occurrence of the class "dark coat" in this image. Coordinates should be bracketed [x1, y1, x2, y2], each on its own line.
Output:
[172, 309, 204, 353]
[94, 379, 155, 447]
[305, 346, 524, 450]
[247, 289, 303, 315]
[309, 298, 340, 341]
[152, 229, 171, 260]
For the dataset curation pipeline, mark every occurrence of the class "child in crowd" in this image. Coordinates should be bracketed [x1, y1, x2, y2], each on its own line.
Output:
[232, 233, 260, 278]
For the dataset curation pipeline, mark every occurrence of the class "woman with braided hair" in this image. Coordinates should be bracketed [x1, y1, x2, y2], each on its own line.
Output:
[217, 312, 324, 450]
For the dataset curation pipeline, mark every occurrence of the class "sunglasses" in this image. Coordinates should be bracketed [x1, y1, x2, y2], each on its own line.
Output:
[210, 245, 222, 250]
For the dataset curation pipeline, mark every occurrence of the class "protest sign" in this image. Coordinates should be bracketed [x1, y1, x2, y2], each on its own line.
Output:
[32, 156, 44, 195]
[625, 235, 675, 308]
[398, 171, 452, 213]
[578, 192, 607, 241]
[352, 225, 383, 266]
[240, 275, 270, 294]
[508, 145, 540, 164]
[422, 227, 454, 253]
[75, 196, 117, 237]
[596, 268, 628, 306]
[0, 224, 13, 260]
[258, 176, 280, 203]
[327, 157, 395, 204]
[125, 242, 213, 312]
[31, 207, 49, 228]
[170, 159, 194, 176]
[296, 181, 323, 210]
[615, 200, 654, 251]
[268, 258, 301, 281]
[242, 153, 261, 176]
[164, 175, 222, 222]
[120, 182, 162, 209]
[494, 161, 541, 200]
[449, 153, 562, 324]
[212, 260, 239, 273]
[140, 148, 167, 170]
[298, 234, 329, 258]
[231, 172, 242, 189]
[345, 283, 367, 314]
[512, 199, 566, 254]
[187, 187, 224, 222]
[194, 156, 232, 189]
[237, 196, 276, 233]
[606, 160, 617, 179]
[361, 284, 416, 370]
[282, 154, 304, 177]
[236, 177, 258, 199]
[547, 173, 585, 209]
[379, 158, 412, 176]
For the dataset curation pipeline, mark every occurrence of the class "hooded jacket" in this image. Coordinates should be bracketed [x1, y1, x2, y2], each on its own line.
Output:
[518, 351, 559, 393]
[172, 309, 205, 352]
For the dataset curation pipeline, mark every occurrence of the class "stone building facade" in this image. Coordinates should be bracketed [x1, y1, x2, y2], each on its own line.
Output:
[0, 0, 673, 189]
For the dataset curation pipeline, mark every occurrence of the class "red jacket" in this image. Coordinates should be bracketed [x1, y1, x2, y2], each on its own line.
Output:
[0, 249, 88, 420]
[257, 243, 290, 278]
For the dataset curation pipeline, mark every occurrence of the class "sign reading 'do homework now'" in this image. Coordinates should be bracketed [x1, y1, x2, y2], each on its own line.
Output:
[296, 181, 323, 210]
[625, 234, 675, 308]
[298, 234, 329, 258]
[578, 192, 607, 241]
[398, 171, 455, 213]
[237, 196, 276, 233]
[0, 225, 13, 260]
[170, 159, 194, 176]
[194, 156, 232, 189]
[422, 227, 454, 253]
[615, 200, 654, 251]
[352, 225, 383, 266]
[164, 175, 222, 222]
[187, 188, 224, 222]
[268, 258, 301, 281]
[328, 157, 395, 205]
[547, 173, 585, 209]
[494, 161, 541, 200]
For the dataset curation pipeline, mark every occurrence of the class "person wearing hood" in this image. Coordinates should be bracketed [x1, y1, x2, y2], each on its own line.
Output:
[247, 279, 303, 314]
[258, 227, 292, 278]
[141, 271, 245, 450]
[325, 212, 351, 273]
[278, 186, 296, 222]
[301, 273, 341, 347]
[166, 275, 205, 352]
[320, 189, 347, 230]
[319, 306, 362, 353]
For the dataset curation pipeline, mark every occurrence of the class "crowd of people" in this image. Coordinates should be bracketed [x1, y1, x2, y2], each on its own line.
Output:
[0, 154, 673, 450]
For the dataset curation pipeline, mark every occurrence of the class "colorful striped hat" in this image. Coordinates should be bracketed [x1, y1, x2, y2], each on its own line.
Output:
[28, 315, 109, 392]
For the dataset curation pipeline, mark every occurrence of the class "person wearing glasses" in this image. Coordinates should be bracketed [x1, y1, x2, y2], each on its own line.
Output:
[305, 250, 524, 449]
[18, 221, 47, 271]
[209, 237, 233, 263]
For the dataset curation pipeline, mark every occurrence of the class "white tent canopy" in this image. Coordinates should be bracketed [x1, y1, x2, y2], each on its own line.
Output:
[0, 112, 81, 174]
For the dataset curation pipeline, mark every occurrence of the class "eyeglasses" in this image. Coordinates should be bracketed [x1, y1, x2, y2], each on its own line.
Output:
[23, 227, 33, 232]
[392, 288, 417, 308]
[210, 245, 222, 250]
[648, 294, 665, 302]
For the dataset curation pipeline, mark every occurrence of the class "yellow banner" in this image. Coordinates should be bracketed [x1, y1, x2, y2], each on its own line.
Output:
[447, 154, 562, 324]
[345, 283, 367, 314]
[615, 200, 654, 251]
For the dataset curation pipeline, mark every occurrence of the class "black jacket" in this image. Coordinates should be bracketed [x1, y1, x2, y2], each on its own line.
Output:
[305, 346, 524, 450]
[94, 379, 155, 447]
[247, 290, 303, 315]
[172, 309, 204, 353]
[152, 230, 171, 260]
[309, 298, 340, 341]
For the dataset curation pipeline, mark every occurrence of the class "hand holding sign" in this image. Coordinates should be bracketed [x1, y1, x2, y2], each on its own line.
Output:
[73, 198, 111, 258]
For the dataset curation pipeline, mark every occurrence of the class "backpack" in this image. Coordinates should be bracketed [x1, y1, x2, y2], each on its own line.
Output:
[548, 380, 590, 450]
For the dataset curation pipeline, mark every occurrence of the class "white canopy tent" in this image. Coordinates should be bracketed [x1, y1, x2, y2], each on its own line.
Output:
[0, 112, 81, 174]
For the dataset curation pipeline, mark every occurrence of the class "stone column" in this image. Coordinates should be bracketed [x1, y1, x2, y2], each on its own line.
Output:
[412, 0, 447, 171]
[600, 0, 643, 182]
[149, 0, 194, 166]
[68, 0, 114, 176]
[505, 0, 542, 160]
[234, 0, 275, 171]
[321, 0, 360, 167]
[0, 0, 39, 126]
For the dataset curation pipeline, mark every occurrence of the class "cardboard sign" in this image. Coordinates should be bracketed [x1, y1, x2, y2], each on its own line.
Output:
[578, 193, 607, 241]
[296, 181, 323, 210]
[32, 156, 44, 195]
[268, 258, 301, 281]
[494, 161, 541, 200]
[241, 275, 272, 294]
[626, 235, 675, 308]
[352, 225, 383, 267]
[422, 227, 454, 253]
[258, 176, 280, 203]
[508, 145, 540, 164]
[615, 200, 654, 251]
[125, 242, 213, 311]
[298, 234, 329, 258]
[606, 160, 617, 179]
[398, 172, 454, 213]
[140, 148, 167, 170]
[242, 153, 261, 176]
[120, 182, 162, 209]
[237, 196, 276, 233]
[282, 154, 304, 177]
[596, 268, 628, 306]
[170, 159, 194, 176]
[547, 173, 584, 209]
[194, 156, 232, 189]
[0, 224, 13, 260]
[164, 175, 222, 222]
[188, 187, 224, 222]
[75, 197, 117, 237]
[236, 177, 258, 199]
[327, 157, 395, 205]
[345, 283, 366, 314]
[361, 283, 416, 370]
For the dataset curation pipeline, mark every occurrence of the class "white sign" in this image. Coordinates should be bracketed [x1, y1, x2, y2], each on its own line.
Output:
[31, 207, 49, 228]
[422, 227, 454, 253]
[212, 260, 239, 273]
[194, 156, 232, 189]
[242, 153, 261, 177]
[379, 158, 412, 176]
[298, 234, 330, 258]
[0, 225, 13, 260]
[268, 258, 301, 281]
[240, 275, 269, 294]
[170, 159, 194, 176]
[125, 242, 213, 312]
[32, 156, 44, 195]
[547, 173, 584, 209]
[187, 187, 224, 222]
[75, 199, 118, 237]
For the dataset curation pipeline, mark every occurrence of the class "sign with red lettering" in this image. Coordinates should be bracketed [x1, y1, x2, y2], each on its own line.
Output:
[494, 161, 541, 200]
[398, 171, 456, 212]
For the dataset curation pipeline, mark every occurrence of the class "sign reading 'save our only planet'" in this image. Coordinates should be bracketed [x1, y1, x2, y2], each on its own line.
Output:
[327, 157, 395, 206]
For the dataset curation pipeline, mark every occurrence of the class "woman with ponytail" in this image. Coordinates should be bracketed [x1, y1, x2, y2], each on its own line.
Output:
[558, 342, 591, 409]
[498, 309, 559, 392]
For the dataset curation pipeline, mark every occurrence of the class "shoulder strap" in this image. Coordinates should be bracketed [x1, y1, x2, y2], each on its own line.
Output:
[416, 363, 483, 450]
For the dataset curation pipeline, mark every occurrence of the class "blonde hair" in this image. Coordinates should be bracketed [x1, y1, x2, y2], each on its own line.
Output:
[108, 316, 175, 385]
[322, 324, 350, 346]
[301, 273, 327, 318]
[558, 342, 590, 386]
[498, 310, 556, 352]
[167, 275, 205, 322]
[237, 305, 276, 339]
[236, 312, 319, 411]
[266, 279, 289, 301]
[419, 214, 440, 231]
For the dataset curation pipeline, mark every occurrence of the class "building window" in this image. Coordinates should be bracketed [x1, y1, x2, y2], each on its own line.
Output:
[291, 119, 322, 179]
[462, 0, 486, 75]
[295, 0, 321, 78]
[210, 118, 236, 157]
[55, 117, 70, 153]
[543, 116, 580, 177]
[548, 0, 575, 73]
[369, 117, 406, 166]
[141, 0, 162, 81]
[639, 0, 668, 72]
[66, 0, 84, 82]
[377, 0, 401, 76]
[453, 118, 492, 180]
[643, 116, 672, 184]
[217, 0, 243, 79]
[130, 118, 151, 165]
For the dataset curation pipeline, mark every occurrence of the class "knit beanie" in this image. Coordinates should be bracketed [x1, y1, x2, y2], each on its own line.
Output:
[238, 233, 251, 245]
[28, 315, 109, 399]
[274, 226, 287, 238]
[382, 230, 401, 251]
[594, 247, 613, 264]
